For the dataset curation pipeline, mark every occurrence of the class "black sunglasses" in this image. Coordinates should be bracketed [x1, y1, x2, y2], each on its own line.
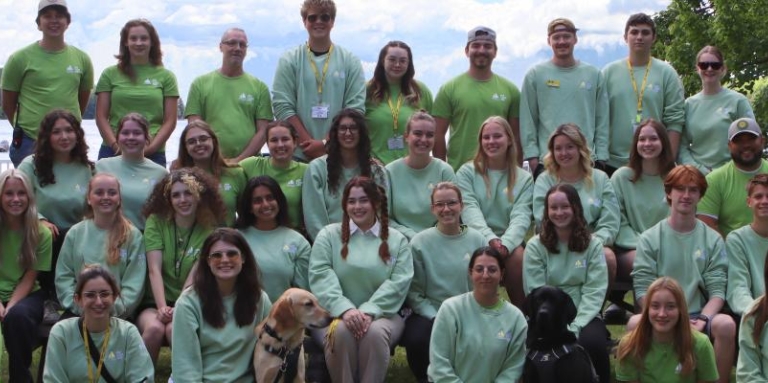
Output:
[307, 13, 332, 23]
[697, 61, 723, 71]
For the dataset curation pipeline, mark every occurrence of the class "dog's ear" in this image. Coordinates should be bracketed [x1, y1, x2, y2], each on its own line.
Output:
[521, 287, 538, 319]
[562, 290, 577, 325]
[272, 294, 298, 332]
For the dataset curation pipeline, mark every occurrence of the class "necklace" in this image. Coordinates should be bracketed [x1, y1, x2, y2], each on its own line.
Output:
[173, 221, 197, 278]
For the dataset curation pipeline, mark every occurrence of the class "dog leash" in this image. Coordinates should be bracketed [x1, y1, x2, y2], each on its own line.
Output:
[259, 323, 302, 383]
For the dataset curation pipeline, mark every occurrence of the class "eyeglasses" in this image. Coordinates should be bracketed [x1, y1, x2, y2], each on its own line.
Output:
[386, 57, 409, 66]
[221, 40, 248, 49]
[81, 290, 113, 300]
[185, 135, 211, 146]
[339, 124, 360, 134]
[432, 200, 460, 209]
[472, 266, 500, 275]
[697, 61, 723, 71]
[209, 249, 242, 261]
[306, 13, 332, 23]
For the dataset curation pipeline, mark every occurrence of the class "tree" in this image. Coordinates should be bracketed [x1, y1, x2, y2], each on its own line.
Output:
[177, 98, 185, 119]
[653, 0, 768, 96]
[751, 77, 768, 134]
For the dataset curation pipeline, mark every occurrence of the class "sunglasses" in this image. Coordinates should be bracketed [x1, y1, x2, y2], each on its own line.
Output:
[697, 61, 723, 70]
[307, 13, 332, 23]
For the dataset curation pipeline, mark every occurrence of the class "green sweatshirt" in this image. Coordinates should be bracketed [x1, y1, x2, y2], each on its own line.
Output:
[239, 226, 310, 303]
[432, 73, 520, 171]
[0, 222, 52, 302]
[239, 156, 308, 231]
[184, 70, 274, 158]
[633, 219, 727, 313]
[1, 42, 93, 137]
[737, 298, 768, 382]
[301, 155, 388, 240]
[698, 160, 768, 237]
[610, 166, 669, 249]
[523, 236, 608, 335]
[365, 81, 433, 164]
[143, 215, 213, 304]
[172, 288, 272, 383]
[18, 155, 92, 230]
[680, 88, 754, 173]
[616, 330, 718, 383]
[95, 64, 179, 147]
[427, 292, 527, 383]
[43, 317, 154, 383]
[602, 57, 685, 168]
[534, 170, 619, 246]
[309, 223, 412, 319]
[386, 158, 456, 240]
[456, 164, 533, 249]
[272, 43, 366, 160]
[407, 226, 485, 319]
[95, 156, 168, 231]
[520, 60, 609, 161]
[726, 225, 768, 315]
[55, 220, 146, 318]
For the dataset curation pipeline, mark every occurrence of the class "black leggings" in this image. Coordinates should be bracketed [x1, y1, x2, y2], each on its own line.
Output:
[578, 317, 611, 383]
[400, 313, 433, 382]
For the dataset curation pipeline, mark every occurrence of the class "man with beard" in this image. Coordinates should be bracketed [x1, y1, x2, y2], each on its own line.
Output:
[432, 26, 521, 171]
[698, 118, 768, 237]
[520, 18, 609, 178]
[185, 28, 273, 161]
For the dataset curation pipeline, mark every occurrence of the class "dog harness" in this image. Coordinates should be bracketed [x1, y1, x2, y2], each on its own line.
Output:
[259, 323, 302, 383]
[526, 343, 598, 383]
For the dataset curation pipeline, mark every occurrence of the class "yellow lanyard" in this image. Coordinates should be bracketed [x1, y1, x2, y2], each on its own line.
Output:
[84, 320, 111, 383]
[307, 43, 334, 100]
[387, 92, 404, 133]
[627, 58, 652, 123]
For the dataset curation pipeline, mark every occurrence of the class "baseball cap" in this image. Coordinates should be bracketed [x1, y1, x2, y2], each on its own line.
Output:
[38, 0, 68, 12]
[728, 118, 762, 141]
[467, 26, 496, 44]
[548, 18, 578, 36]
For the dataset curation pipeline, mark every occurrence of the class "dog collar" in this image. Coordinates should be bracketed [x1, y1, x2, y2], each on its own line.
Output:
[261, 323, 283, 342]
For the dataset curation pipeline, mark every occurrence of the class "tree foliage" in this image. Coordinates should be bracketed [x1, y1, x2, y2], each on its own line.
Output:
[751, 77, 768, 133]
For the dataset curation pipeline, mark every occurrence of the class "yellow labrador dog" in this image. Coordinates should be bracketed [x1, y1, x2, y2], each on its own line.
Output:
[254, 288, 332, 383]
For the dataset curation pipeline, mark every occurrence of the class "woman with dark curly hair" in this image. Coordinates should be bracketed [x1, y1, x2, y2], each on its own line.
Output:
[302, 109, 388, 240]
[95, 18, 178, 166]
[136, 167, 225, 364]
[172, 228, 271, 382]
[523, 183, 610, 383]
[173, 120, 246, 226]
[17, 108, 93, 298]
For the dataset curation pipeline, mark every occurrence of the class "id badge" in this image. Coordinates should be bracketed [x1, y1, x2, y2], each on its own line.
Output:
[387, 135, 404, 150]
[311, 104, 330, 119]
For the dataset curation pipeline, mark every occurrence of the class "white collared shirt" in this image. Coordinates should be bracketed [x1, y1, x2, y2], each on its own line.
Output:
[349, 219, 381, 238]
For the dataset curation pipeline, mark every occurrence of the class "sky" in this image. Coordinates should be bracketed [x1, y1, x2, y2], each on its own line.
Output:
[0, 0, 672, 104]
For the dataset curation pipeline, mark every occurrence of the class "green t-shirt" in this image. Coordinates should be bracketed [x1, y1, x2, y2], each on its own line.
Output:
[726, 225, 768, 315]
[239, 156, 308, 230]
[698, 160, 768, 237]
[1, 42, 93, 137]
[185, 70, 274, 158]
[0, 222, 52, 302]
[386, 158, 455, 239]
[143, 214, 214, 304]
[520, 60, 609, 161]
[214, 166, 247, 227]
[680, 88, 754, 173]
[239, 226, 310, 303]
[95, 156, 168, 231]
[610, 166, 669, 249]
[432, 73, 520, 171]
[365, 81, 433, 164]
[602, 57, 685, 168]
[737, 298, 768, 382]
[616, 330, 718, 383]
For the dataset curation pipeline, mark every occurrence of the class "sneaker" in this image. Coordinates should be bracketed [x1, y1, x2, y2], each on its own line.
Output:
[42, 299, 61, 325]
[603, 303, 628, 325]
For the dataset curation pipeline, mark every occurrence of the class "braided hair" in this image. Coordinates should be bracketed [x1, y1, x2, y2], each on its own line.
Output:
[340, 177, 390, 263]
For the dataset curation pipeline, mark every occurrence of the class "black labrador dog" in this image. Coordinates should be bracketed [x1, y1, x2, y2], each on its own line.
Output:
[522, 286, 598, 383]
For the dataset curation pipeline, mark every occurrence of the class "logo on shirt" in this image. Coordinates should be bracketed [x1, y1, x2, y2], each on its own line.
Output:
[464, 253, 471, 261]
[287, 179, 303, 187]
[221, 183, 233, 191]
[646, 83, 661, 93]
[120, 249, 128, 259]
[717, 106, 732, 116]
[580, 81, 593, 91]
[574, 259, 586, 268]
[693, 248, 705, 261]
[333, 71, 346, 79]
[496, 330, 512, 341]
[491, 93, 508, 102]
[239, 93, 255, 104]
[283, 243, 298, 255]
[587, 197, 601, 207]
[66, 65, 83, 74]
[427, 183, 436, 190]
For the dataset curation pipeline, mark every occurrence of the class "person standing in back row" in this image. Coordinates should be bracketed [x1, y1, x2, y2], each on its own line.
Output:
[185, 28, 273, 162]
[433, 26, 521, 171]
[602, 13, 685, 176]
[272, 0, 366, 162]
[1, 0, 93, 167]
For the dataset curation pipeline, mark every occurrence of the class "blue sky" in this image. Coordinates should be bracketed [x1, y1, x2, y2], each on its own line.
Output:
[0, 0, 671, 102]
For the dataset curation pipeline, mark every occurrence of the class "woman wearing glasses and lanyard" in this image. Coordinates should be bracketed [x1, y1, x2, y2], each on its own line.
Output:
[95, 18, 178, 167]
[679, 45, 754, 174]
[365, 40, 433, 165]
[135, 168, 225, 365]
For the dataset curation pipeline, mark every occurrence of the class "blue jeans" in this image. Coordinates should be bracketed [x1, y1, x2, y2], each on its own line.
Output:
[9, 132, 36, 168]
[98, 145, 167, 168]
